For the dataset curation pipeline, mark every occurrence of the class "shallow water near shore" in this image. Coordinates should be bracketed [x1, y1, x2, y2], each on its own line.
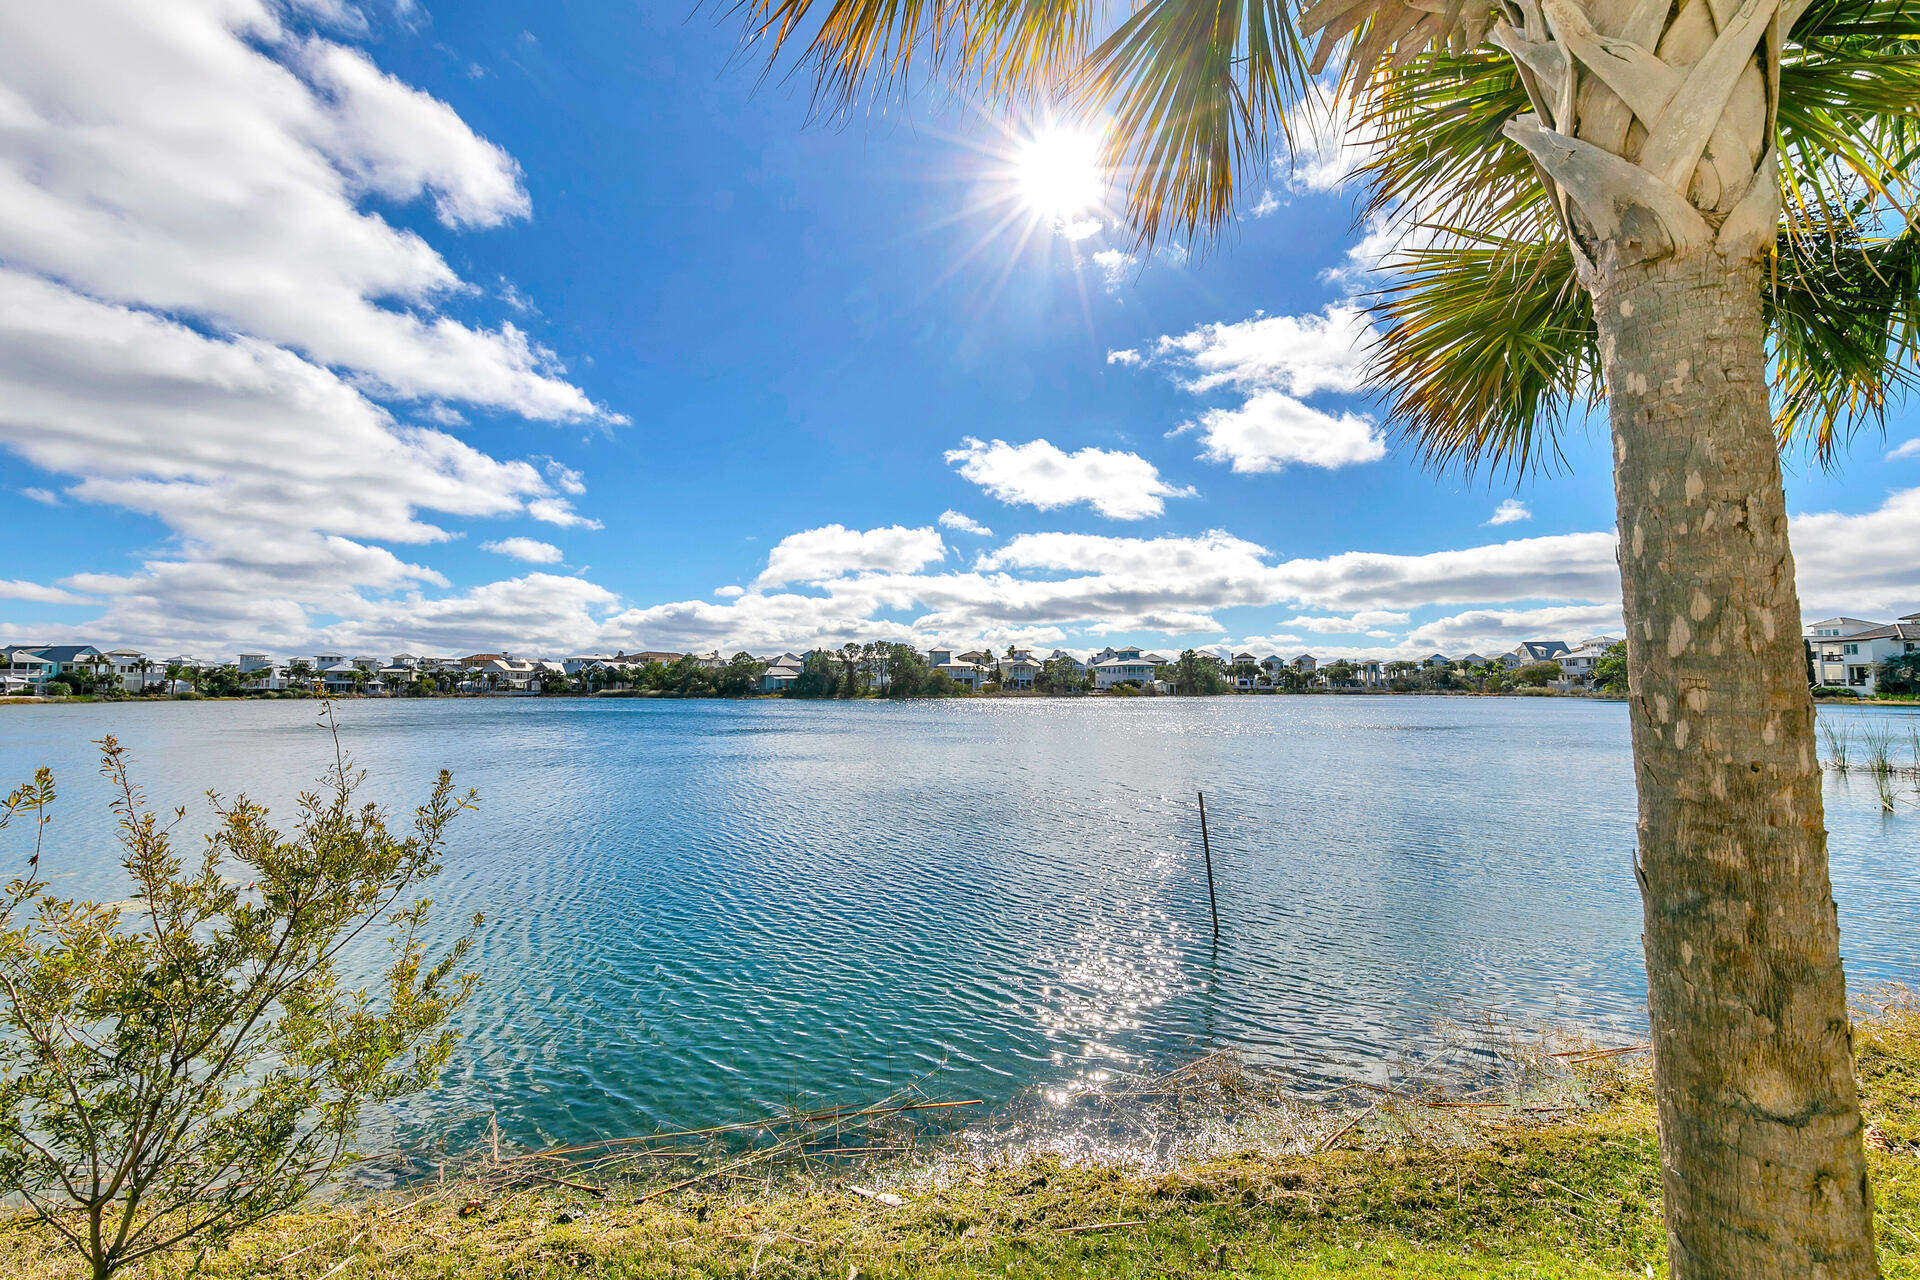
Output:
[3, 695, 1916, 1156]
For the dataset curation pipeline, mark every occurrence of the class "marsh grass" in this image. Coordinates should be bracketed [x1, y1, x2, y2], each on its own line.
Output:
[1823, 719, 1853, 771]
[5, 1004, 1920, 1279]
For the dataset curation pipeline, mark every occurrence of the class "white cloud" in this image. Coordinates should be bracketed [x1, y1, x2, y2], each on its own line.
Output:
[0, 579, 93, 605]
[1248, 189, 1281, 217]
[1788, 486, 1920, 618]
[1106, 348, 1143, 366]
[1153, 303, 1376, 397]
[20, 487, 58, 505]
[755, 524, 948, 588]
[1890, 438, 1920, 461]
[481, 537, 564, 564]
[295, 39, 530, 229]
[1280, 610, 1411, 633]
[1091, 249, 1137, 292]
[1189, 392, 1385, 473]
[946, 436, 1194, 521]
[526, 498, 603, 529]
[1485, 498, 1532, 526]
[938, 510, 993, 536]
[714, 585, 745, 599]
[1282, 81, 1381, 195]
[0, 0, 611, 423]
[0, 6, 615, 657]
[1407, 605, 1625, 652]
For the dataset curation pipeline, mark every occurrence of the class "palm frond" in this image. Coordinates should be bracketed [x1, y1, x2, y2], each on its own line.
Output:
[1354, 47, 1547, 239]
[1779, 0, 1920, 228]
[732, 0, 1093, 110]
[1772, 218, 1920, 459]
[1074, 2, 1312, 245]
[1364, 232, 1599, 477]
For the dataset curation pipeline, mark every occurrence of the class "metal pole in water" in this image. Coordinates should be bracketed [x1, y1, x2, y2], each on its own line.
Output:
[1198, 790, 1219, 939]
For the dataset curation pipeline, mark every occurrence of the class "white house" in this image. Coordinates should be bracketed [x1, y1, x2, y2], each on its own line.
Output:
[1557, 636, 1622, 683]
[1000, 651, 1042, 689]
[1809, 612, 1920, 691]
[934, 660, 988, 689]
[1092, 656, 1157, 689]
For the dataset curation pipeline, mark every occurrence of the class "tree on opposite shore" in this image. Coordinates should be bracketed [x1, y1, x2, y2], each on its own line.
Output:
[724, 0, 1916, 1271]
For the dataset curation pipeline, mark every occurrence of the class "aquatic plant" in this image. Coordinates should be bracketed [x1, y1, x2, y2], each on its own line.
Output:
[1821, 720, 1852, 772]
[1863, 720, 1899, 777]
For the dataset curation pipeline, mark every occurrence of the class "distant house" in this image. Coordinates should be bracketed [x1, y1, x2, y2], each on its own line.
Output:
[1000, 652, 1042, 689]
[105, 648, 163, 690]
[1460, 653, 1490, 667]
[1805, 617, 1882, 640]
[1292, 653, 1318, 674]
[1420, 652, 1451, 669]
[1, 647, 56, 689]
[1502, 640, 1570, 667]
[1092, 656, 1157, 690]
[632, 651, 683, 666]
[934, 660, 988, 689]
[761, 654, 804, 692]
[1557, 637, 1622, 683]
[1047, 650, 1088, 676]
[1809, 612, 1920, 691]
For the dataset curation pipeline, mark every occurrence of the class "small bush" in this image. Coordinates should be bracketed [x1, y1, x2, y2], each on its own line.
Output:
[38, 682, 70, 698]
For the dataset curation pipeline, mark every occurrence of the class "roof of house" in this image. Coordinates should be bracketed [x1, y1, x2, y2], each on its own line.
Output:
[1849, 620, 1920, 642]
[1512, 640, 1571, 660]
[29, 645, 105, 662]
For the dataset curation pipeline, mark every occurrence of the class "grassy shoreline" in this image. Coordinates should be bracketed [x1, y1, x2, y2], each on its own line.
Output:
[5, 1004, 1917, 1279]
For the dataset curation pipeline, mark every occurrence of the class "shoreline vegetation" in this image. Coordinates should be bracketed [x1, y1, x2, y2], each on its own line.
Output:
[3, 994, 1917, 1279]
[11, 640, 1920, 707]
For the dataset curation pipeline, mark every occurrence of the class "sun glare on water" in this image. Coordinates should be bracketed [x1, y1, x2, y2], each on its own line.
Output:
[1008, 123, 1107, 232]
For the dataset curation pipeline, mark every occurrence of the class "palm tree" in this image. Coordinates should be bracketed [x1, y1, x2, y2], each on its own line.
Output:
[730, 2, 1914, 1271]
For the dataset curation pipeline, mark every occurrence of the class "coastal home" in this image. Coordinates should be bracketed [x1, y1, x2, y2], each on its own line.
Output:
[101, 648, 163, 690]
[1502, 640, 1570, 668]
[1000, 652, 1042, 689]
[632, 650, 683, 666]
[1292, 653, 1318, 674]
[1805, 617, 1882, 640]
[1811, 612, 1920, 691]
[761, 653, 804, 692]
[1046, 650, 1088, 677]
[1092, 655, 1157, 690]
[1231, 651, 1262, 689]
[1, 646, 55, 689]
[926, 648, 954, 669]
[27, 645, 110, 681]
[1460, 653, 1490, 668]
[1420, 652, 1451, 669]
[934, 659, 988, 689]
[1557, 637, 1622, 683]
[318, 661, 363, 693]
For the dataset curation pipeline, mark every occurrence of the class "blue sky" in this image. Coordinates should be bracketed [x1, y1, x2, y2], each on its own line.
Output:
[1, 0, 1915, 660]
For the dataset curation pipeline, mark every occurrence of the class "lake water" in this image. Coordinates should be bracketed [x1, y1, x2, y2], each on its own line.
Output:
[2, 695, 1916, 1154]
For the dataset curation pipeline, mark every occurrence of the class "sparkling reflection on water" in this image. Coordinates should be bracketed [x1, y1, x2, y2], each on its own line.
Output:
[2, 696, 1915, 1152]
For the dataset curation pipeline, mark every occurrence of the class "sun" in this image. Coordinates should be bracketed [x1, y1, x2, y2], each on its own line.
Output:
[1007, 123, 1107, 229]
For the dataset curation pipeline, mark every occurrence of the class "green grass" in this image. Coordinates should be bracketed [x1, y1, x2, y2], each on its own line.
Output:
[6, 1000, 1920, 1278]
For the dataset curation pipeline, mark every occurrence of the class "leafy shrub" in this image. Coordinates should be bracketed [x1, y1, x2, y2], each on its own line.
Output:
[38, 682, 70, 698]
[0, 720, 480, 1279]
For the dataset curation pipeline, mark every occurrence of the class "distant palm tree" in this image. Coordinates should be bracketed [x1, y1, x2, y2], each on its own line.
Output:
[731, 3, 1915, 1272]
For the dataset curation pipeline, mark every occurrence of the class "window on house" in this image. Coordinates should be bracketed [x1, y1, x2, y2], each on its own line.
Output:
[1844, 643, 1859, 655]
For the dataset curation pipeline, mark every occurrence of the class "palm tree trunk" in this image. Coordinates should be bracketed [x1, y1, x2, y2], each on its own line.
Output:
[1595, 245, 1876, 1278]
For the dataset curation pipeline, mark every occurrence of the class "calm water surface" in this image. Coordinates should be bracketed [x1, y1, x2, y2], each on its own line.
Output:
[2, 696, 1915, 1151]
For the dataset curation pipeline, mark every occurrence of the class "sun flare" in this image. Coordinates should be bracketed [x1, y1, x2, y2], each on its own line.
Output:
[1008, 123, 1107, 228]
